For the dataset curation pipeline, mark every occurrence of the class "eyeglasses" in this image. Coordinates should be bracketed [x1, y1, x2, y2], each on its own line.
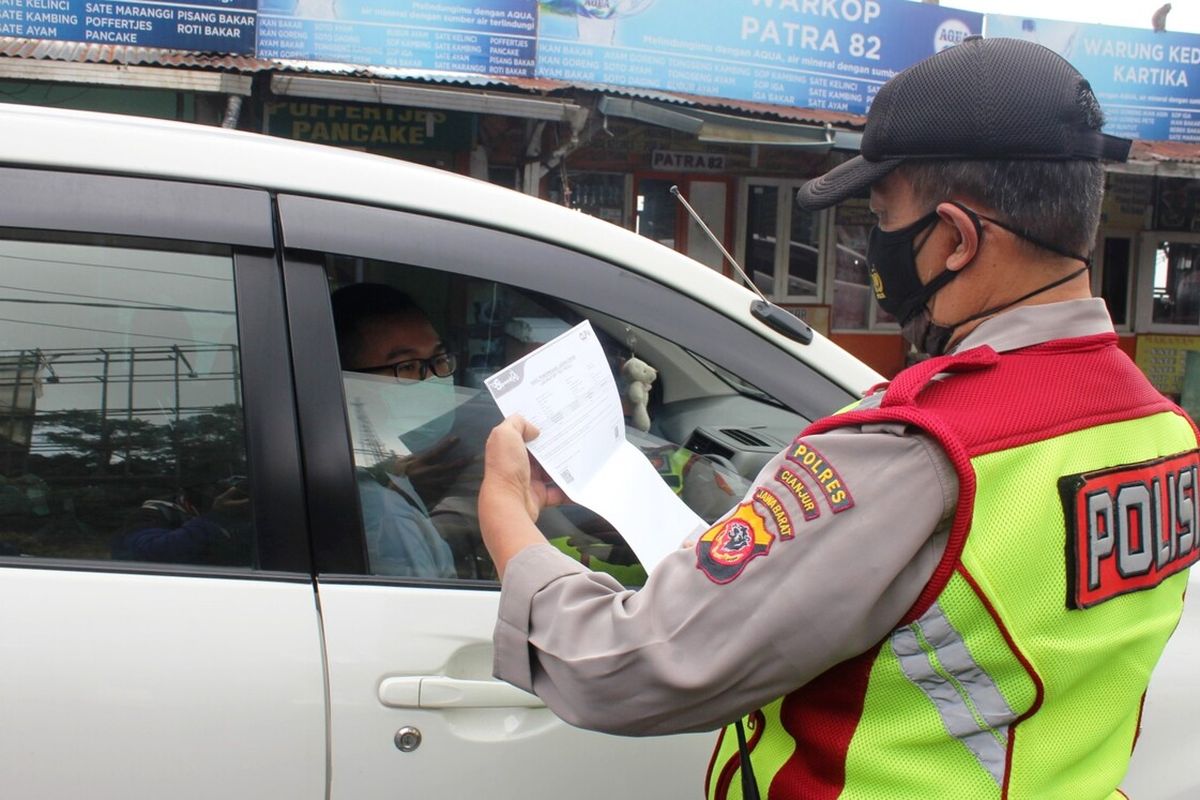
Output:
[355, 353, 457, 381]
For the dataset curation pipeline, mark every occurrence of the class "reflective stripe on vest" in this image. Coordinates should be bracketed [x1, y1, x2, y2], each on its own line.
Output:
[892, 600, 1017, 787]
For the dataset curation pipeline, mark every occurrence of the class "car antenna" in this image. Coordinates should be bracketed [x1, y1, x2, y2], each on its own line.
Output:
[670, 185, 813, 345]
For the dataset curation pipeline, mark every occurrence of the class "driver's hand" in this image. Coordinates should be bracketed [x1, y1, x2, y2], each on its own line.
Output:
[387, 436, 472, 504]
[211, 486, 250, 516]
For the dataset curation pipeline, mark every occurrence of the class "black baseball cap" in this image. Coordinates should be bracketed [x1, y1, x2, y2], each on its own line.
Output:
[796, 36, 1132, 211]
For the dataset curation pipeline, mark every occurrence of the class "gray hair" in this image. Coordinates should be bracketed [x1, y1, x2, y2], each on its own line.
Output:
[895, 160, 1104, 258]
[894, 87, 1108, 258]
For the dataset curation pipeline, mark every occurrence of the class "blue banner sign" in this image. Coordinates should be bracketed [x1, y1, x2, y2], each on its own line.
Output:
[534, 0, 981, 115]
[0, 0, 256, 52]
[256, 0, 537, 76]
[985, 15, 1200, 143]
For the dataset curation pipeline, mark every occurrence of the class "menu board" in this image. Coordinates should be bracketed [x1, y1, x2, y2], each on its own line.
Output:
[1136, 334, 1200, 397]
[256, 0, 536, 76]
[0, 0, 256, 52]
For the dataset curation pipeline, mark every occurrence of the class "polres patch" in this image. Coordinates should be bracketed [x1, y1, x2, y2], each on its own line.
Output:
[787, 439, 854, 513]
[1060, 450, 1200, 609]
[696, 503, 774, 584]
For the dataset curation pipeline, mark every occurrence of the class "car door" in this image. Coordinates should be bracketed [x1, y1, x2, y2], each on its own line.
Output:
[278, 193, 856, 798]
[0, 169, 325, 799]
[1123, 568, 1200, 797]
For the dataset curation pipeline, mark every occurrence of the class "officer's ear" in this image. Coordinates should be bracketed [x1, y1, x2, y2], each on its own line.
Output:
[936, 201, 981, 272]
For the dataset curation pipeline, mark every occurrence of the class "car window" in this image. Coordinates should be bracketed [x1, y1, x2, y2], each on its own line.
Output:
[325, 256, 810, 585]
[0, 234, 256, 569]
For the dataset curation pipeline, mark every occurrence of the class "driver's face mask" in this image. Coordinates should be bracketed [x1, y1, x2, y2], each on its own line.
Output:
[388, 375, 456, 454]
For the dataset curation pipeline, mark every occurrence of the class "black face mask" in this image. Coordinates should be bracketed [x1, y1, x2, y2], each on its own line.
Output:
[867, 203, 1090, 356]
[866, 208, 978, 327]
[900, 309, 955, 359]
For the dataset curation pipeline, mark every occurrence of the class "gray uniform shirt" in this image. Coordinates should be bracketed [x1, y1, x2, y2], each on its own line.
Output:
[493, 298, 1116, 736]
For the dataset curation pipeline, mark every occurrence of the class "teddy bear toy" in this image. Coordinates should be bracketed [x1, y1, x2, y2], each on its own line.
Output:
[621, 357, 658, 432]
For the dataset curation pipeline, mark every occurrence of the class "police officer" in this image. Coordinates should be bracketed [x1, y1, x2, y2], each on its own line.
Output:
[479, 37, 1199, 798]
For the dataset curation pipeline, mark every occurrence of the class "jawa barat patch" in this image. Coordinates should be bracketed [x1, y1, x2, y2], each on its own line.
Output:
[752, 487, 794, 540]
[787, 440, 854, 513]
[696, 503, 774, 584]
[1060, 450, 1200, 609]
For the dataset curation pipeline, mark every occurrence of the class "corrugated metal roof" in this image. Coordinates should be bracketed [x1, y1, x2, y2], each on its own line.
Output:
[269, 67, 862, 126]
[668, 91, 865, 128]
[1132, 139, 1200, 164]
[0, 36, 271, 71]
[3, 36, 1198, 157]
[576, 83, 866, 127]
[268, 58, 570, 89]
[0, 38, 579, 91]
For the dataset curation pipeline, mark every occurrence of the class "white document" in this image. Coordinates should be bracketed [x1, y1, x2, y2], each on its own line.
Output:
[484, 321, 704, 573]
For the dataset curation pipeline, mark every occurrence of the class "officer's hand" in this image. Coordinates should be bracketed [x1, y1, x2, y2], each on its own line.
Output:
[482, 414, 565, 523]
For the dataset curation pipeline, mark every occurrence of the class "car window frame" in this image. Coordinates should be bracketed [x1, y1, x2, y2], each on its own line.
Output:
[277, 193, 856, 584]
[0, 167, 311, 578]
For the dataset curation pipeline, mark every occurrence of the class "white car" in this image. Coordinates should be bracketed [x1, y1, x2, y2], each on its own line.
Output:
[0, 104, 1187, 799]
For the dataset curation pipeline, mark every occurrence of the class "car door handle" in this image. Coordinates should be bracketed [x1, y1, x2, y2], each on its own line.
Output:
[379, 676, 545, 709]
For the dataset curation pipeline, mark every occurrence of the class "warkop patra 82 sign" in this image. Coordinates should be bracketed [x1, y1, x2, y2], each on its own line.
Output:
[535, 0, 981, 115]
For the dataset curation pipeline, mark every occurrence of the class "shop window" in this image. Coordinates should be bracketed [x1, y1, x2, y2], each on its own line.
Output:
[739, 180, 821, 302]
[1148, 238, 1200, 328]
[487, 166, 520, 191]
[1143, 181, 1200, 333]
[636, 178, 678, 249]
[831, 198, 895, 331]
[744, 184, 779, 295]
[1098, 236, 1132, 328]
[549, 171, 627, 226]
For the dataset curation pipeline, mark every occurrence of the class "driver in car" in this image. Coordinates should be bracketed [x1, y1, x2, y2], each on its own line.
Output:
[333, 282, 742, 582]
[332, 283, 459, 579]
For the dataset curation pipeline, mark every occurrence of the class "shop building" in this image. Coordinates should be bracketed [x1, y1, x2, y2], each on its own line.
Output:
[3, 34, 1200, 399]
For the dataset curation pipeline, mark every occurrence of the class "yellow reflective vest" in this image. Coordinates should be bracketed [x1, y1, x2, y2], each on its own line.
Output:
[708, 336, 1199, 799]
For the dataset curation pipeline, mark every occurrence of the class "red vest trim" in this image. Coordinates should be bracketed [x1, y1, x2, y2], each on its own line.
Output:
[758, 334, 1185, 799]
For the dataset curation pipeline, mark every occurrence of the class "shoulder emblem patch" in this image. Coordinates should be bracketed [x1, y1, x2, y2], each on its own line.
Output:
[1060, 450, 1200, 609]
[696, 503, 774, 584]
[786, 439, 854, 513]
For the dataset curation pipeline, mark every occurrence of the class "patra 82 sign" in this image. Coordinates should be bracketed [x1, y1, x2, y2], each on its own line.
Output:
[535, 0, 982, 114]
